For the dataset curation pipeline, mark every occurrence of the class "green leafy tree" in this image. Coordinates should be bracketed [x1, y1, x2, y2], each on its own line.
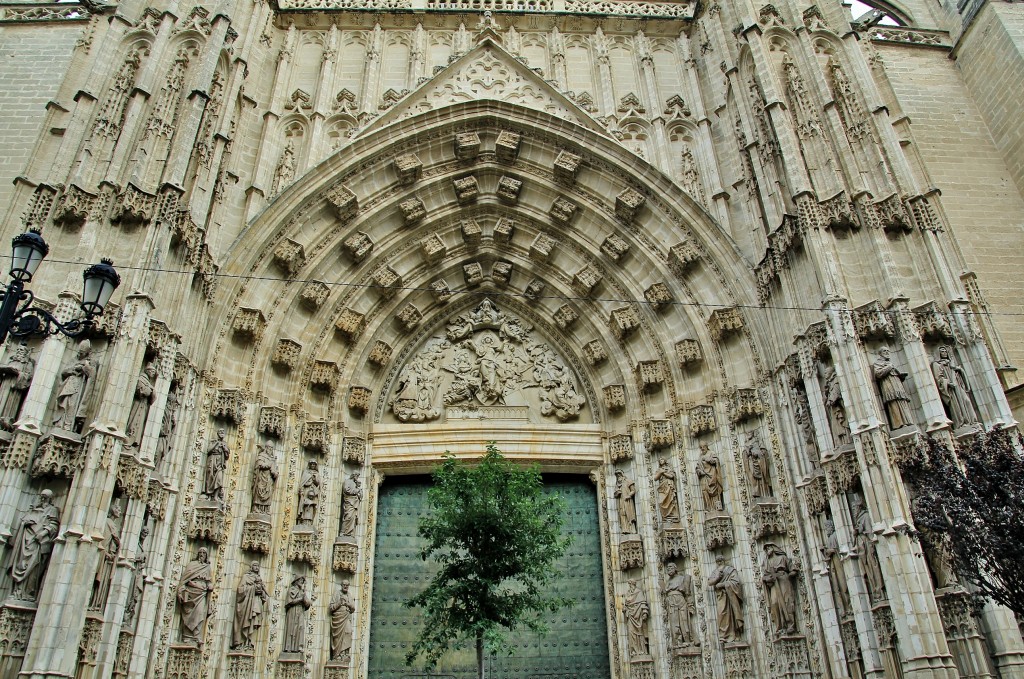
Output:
[903, 427, 1024, 616]
[405, 444, 574, 678]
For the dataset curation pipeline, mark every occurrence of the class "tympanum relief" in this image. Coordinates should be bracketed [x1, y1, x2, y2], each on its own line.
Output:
[388, 301, 587, 423]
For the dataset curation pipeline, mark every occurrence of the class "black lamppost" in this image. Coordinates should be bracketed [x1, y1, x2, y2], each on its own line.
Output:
[0, 229, 121, 345]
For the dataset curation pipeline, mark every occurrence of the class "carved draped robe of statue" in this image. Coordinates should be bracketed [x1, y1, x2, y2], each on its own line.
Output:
[297, 461, 321, 525]
[0, 343, 34, 429]
[663, 563, 695, 648]
[340, 473, 362, 537]
[624, 579, 650, 657]
[90, 502, 122, 610]
[154, 389, 179, 470]
[822, 519, 850, 613]
[250, 443, 278, 514]
[177, 548, 212, 645]
[232, 562, 269, 649]
[823, 367, 851, 446]
[653, 458, 681, 524]
[329, 582, 356, 661]
[746, 436, 773, 499]
[9, 490, 59, 600]
[762, 543, 798, 637]
[125, 365, 156, 449]
[853, 500, 886, 600]
[709, 556, 744, 642]
[283, 576, 312, 653]
[873, 348, 915, 430]
[697, 449, 724, 512]
[614, 471, 637, 534]
[201, 429, 229, 502]
[52, 340, 96, 432]
[932, 346, 978, 429]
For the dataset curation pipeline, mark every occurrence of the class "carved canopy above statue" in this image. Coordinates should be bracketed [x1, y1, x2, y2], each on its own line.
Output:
[387, 301, 587, 424]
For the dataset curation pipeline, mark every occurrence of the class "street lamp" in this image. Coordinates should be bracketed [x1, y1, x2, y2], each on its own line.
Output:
[0, 229, 121, 345]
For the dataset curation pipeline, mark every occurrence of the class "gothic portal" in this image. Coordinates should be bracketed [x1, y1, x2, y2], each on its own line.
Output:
[0, 0, 1023, 676]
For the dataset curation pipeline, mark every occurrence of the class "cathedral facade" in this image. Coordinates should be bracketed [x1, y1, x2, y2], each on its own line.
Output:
[0, 0, 1022, 675]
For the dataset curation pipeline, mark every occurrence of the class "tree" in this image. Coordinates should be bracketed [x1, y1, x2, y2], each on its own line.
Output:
[405, 444, 574, 678]
[903, 427, 1024, 616]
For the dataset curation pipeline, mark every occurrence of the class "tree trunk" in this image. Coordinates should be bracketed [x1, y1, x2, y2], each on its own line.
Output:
[476, 631, 485, 679]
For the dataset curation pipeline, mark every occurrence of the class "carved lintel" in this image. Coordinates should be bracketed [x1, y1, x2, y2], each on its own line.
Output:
[258, 405, 286, 438]
[453, 176, 479, 205]
[342, 436, 366, 464]
[287, 526, 319, 564]
[232, 308, 265, 340]
[704, 515, 734, 549]
[553, 150, 582, 184]
[343, 232, 373, 263]
[610, 305, 641, 339]
[637, 360, 664, 393]
[615, 188, 645, 222]
[332, 537, 358, 573]
[241, 515, 272, 553]
[604, 385, 627, 413]
[659, 526, 689, 560]
[188, 502, 226, 543]
[325, 183, 358, 222]
[619, 536, 644, 570]
[583, 340, 607, 366]
[688, 405, 716, 437]
[348, 386, 371, 415]
[495, 130, 521, 162]
[301, 421, 329, 453]
[368, 340, 393, 367]
[675, 339, 702, 367]
[30, 433, 84, 479]
[271, 338, 302, 370]
[311, 361, 341, 393]
[647, 419, 674, 449]
[609, 433, 633, 461]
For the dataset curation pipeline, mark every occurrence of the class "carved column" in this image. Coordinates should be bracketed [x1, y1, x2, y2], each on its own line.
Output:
[593, 27, 615, 115]
[20, 293, 153, 679]
[310, 24, 341, 165]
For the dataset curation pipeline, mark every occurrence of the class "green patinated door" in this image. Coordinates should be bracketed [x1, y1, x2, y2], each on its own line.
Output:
[368, 475, 611, 679]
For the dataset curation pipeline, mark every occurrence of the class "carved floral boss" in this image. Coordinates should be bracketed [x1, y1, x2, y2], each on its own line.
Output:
[388, 301, 586, 422]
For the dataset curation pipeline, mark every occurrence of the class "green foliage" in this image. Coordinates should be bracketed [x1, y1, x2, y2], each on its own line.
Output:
[404, 444, 574, 671]
[904, 428, 1024, 616]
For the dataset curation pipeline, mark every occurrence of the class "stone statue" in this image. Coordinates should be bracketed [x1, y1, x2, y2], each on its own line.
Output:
[614, 470, 637, 534]
[52, 339, 96, 432]
[708, 554, 744, 642]
[931, 345, 979, 429]
[177, 547, 213, 645]
[8, 489, 60, 600]
[745, 433, 773, 499]
[154, 388, 179, 471]
[329, 581, 356, 661]
[297, 460, 321, 526]
[852, 497, 886, 601]
[624, 578, 650, 657]
[124, 525, 148, 627]
[821, 518, 850, 613]
[341, 472, 362, 537]
[89, 500, 123, 610]
[912, 496, 958, 589]
[250, 442, 278, 515]
[663, 562, 695, 648]
[873, 347, 915, 430]
[283, 575, 312, 653]
[232, 561, 269, 650]
[0, 342, 34, 429]
[653, 458, 681, 524]
[125, 363, 157, 449]
[200, 428, 229, 502]
[697, 446, 724, 512]
[823, 367, 851, 446]
[762, 543, 799, 637]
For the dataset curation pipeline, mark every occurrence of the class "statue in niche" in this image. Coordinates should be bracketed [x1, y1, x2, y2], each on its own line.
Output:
[614, 470, 637, 534]
[340, 472, 362, 537]
[762, 543, 799, 637]
[851, 497, 886, 601]
[624, 578, 650, 657]
[662, 562, 696, 649]
[200, 428, 229, 503]
[283, 575, 312, 653]
[708, 554, 744, 643]
[745, 432, 774, 499]
[232, 561, 269, 650]
[653, 458, 681, 524]
[177, 547, 213, 645]
[823, 366, 852, 446]
[911, 496, 958, 589]
[154, 388, 179, 472]
[0, 342, 34, 430]
[389, 300, 586, 422]
[52, 339, 96, 432]
[8, 489, 60, 601]
[931, 345, 979, 430]
[872, 347, 915, 430]
[124, 525, 148, 627]
[821, 518, 850, 613]
[89, 500, 123, 610]
[250, 442, 278, 515]
[329, 581, 356, 661]
[697, 446, 724, 512]
[296, 460, 321, 526]
[125, 363, 157, 450]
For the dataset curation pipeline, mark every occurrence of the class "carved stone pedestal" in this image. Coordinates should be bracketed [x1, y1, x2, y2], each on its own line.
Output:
[77, 613, 103, 671]
[227, 650, 255, 679]
[704, 514, 734, 549]
[113, 630, 133, 677]
[325, 660, 351, 679]
[241, 514, 272, 553]
[166, 644, 202, 679]
[659, 525, 689, 560]
[276, 654, 304, 679]
[630, 657, 655, 679]
[723, 642, 752, 679]
[0, 601, 36, 661]
[333, 536, 358, 573]
[189, 501, 226, 543]
[671, 648, 702, 679]
[288, 526, 319, 564]
[750, 500, 785, 539]
[30, 431, 84, 478]
[619, 536, 644, 570]
[774, 636, 811, 678]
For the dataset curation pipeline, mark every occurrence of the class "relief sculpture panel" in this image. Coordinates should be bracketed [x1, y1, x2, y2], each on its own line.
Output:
[387, 301, 588, 423]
